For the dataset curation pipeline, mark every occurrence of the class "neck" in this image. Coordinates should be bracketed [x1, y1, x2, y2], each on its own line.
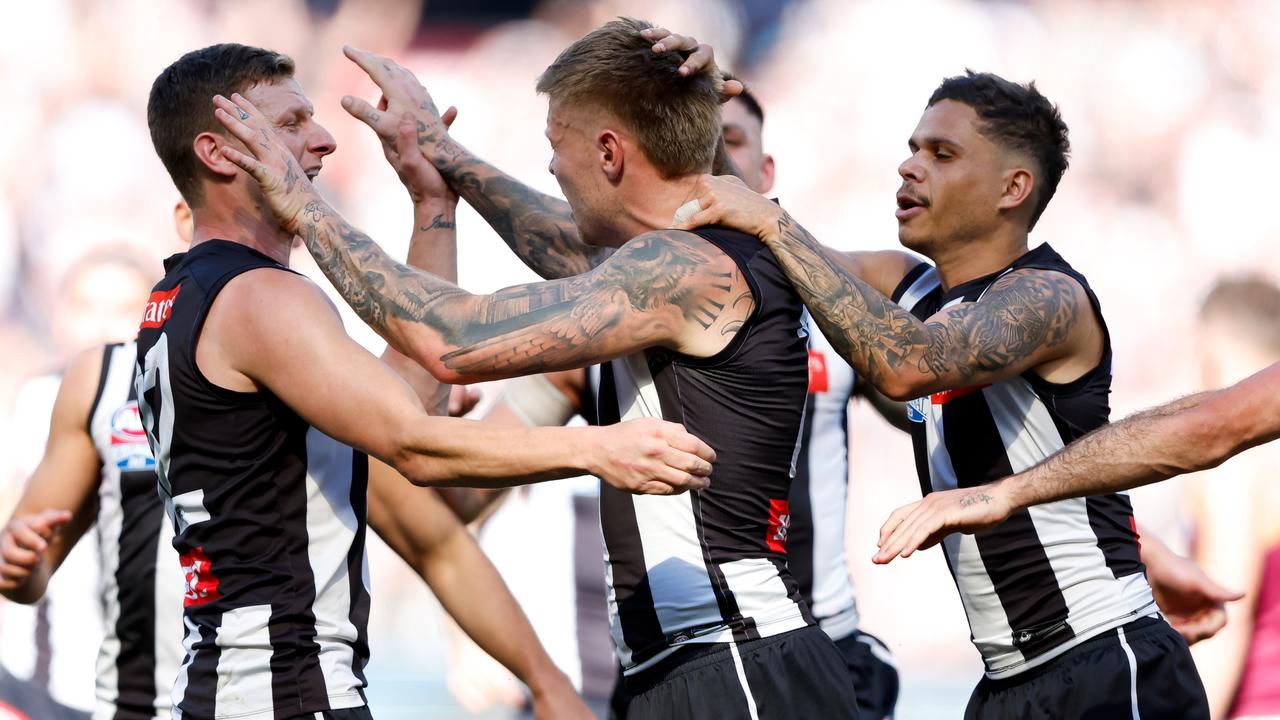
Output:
[189, 194, 295, 266]
[928, 224, 1030, 291]
[605, 172, 704, 243]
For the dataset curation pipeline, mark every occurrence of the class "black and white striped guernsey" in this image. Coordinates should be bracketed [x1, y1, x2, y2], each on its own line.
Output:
[891, 243, 1154, 679]
[596, 226, 814, 675]
[788, 312, 861, 642]
[88, 340, 184, 720]
[133, 240, 371, 719]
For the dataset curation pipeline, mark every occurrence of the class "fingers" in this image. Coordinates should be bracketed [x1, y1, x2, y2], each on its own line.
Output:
[341, 95, 391, 137]
[395, 112, 420, 159]
[660, 444, 713, 480]
[656, 422, 716, 465]
[343, 45, 400, 95]
[441, 105, 458, 130]
[212, 94, 261, 150]
[721, 77, 745, 99]
[1198, 575, 1247, 603]
[1170, 607, 1228, 645]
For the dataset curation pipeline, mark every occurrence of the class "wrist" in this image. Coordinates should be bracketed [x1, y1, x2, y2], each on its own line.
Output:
[413, 203, 457, 233]
[525, 661, 573, 699]
[570, 427, 603, 478]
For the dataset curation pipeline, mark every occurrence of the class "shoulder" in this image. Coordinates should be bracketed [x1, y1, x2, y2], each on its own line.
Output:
[51, 345, 108, 433]
[984, 267, 1093, 314]
[205, 268, 343, 363]
[592, 229, 739, 288]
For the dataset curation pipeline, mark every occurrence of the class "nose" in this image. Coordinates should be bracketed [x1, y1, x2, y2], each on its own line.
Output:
[309, 123, 337, 158]
[898, 153, 923, 182]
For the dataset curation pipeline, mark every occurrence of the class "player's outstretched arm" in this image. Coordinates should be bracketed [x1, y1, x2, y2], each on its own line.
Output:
[872, 362, 1280, 563]
[366, 460, 593, 719]
[207, 268, 714, 494]
[676, 174, 1094, 401]
[0, 347, 105, 603]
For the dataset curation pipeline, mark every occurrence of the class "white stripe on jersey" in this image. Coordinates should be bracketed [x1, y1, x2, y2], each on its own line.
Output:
[172, 614, 201, 719]
[214, 604, 275, 715]
[303, 428, 366, 703]
[801, 312, 859, 640]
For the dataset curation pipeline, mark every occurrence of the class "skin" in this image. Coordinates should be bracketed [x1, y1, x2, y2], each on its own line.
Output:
[211, 47, 754, 391]
[674, 91, 1241, 645]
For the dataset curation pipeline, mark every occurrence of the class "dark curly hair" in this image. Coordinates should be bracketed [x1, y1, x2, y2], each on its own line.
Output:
[928, 70, 1070, 230]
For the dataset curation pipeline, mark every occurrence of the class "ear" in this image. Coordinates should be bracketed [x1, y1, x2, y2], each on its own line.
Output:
[599, 129, 625, 183]
[997, 166, 1035, 215]
[756, 153, 777, 194]
[193, 131, 241, 180]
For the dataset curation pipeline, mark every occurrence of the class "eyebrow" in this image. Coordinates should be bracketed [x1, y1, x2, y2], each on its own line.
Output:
[908, 135, 963, 152]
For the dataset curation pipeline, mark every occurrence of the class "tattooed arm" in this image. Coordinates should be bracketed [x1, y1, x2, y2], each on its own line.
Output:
[873, 362, 1280, 562]
[676, 175, 1098, 400]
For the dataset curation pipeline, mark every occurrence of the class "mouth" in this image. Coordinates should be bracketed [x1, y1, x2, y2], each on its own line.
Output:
[304, 167, 321, 181]
[895, 190, 927, 221]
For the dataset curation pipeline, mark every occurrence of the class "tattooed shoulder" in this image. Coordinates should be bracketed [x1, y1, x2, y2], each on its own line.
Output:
[921, 268, 1086, 379]
[605, 230, 755, 348]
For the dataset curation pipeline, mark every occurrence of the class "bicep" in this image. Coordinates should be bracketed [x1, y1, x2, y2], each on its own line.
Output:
[230, 276, 430, 463]
[918, 270, 1092, 387]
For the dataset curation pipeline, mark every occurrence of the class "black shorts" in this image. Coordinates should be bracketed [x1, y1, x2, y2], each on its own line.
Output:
[621, 625, 860, 720]
[837, 630, 899, 720]
[965, 616, 1209, 720]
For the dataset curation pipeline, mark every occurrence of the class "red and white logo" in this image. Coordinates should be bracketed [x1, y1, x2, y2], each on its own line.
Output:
[109, 401, 148, 445]
[930, 384, 989, 405]
[180, 546, 222, 607]
[807, 349, 829, 394]
[766, 499, 790, 554]
[140, 285, 181, 329]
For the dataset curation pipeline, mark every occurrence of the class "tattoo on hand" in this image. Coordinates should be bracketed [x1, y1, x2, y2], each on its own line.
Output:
[959, 492, 994, 509]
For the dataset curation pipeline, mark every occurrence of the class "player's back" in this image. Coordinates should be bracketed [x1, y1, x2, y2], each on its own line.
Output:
[596, 226, 812, 675]
[134, 240, 370, 719]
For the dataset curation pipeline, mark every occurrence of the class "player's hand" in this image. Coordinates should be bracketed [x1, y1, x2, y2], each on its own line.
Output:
[1143, 538, 1244, 644]
[446, 635, 525, 714]
[380, 110, 459, 206]
[341, 46, 454, 163]
[448, 384, 482, 418]
[212, 93, 321, 235]
[873, 485, 1013, 564]
[671, 174, 784, 241]
[590, 419, 715, 495]
[0, 509, 72, 592]
[639, 26, 743, 100]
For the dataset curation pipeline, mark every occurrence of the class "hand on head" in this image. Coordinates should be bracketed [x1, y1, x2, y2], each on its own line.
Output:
[639, 27, 744, 100]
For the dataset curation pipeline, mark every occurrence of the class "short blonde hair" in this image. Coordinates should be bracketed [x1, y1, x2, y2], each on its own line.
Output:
[537, 17, 722, 178]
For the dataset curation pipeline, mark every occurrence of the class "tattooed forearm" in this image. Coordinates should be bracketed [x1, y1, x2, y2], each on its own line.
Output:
[415, 132, 608, 280]
[299, 201, 738, 380]
[762, 213, 1080, 397]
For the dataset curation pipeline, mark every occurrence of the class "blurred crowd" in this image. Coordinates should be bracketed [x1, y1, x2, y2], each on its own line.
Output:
[2, 0, 1278, 717]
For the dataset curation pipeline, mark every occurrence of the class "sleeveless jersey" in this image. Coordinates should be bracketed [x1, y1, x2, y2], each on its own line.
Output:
[891, 243, 1154, 679]
[788, 311, 861, 641]
[88, 340, 184, 720]
[133, 240, 370, 719]
[596, 227, 813, 674]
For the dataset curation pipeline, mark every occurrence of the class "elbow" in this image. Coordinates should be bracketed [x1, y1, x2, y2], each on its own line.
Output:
[877, 376, 926, 403]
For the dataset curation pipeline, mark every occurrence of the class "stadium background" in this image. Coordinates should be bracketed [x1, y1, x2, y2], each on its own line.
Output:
[1, 0, 1277, 717]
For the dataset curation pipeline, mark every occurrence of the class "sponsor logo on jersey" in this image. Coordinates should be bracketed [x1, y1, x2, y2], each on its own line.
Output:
[907, 397, 928, 423]
[109, 401, 155, 469]
[140, 285, 181, 329]
[766, 499, 790, 553]
[930, 384, 989, 405]
[180, 546, 222, 607]
[807, 349, 829, 394]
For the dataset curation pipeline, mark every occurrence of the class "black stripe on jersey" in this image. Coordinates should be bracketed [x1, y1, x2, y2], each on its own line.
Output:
[787, 393, 818, 606]
[940, 396, 1075, 657]
[890, 263, 932, 303]
[181, 614, 224, 716]
[270, 450, 328, 713]
[114, 468, 164, 719]
[1086, 495, 1145, 578]
[596, 363, 666, 663]
[86, 342, 118, 435]
[347, 451, 372, 691]
[649, 356, 755, 643]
